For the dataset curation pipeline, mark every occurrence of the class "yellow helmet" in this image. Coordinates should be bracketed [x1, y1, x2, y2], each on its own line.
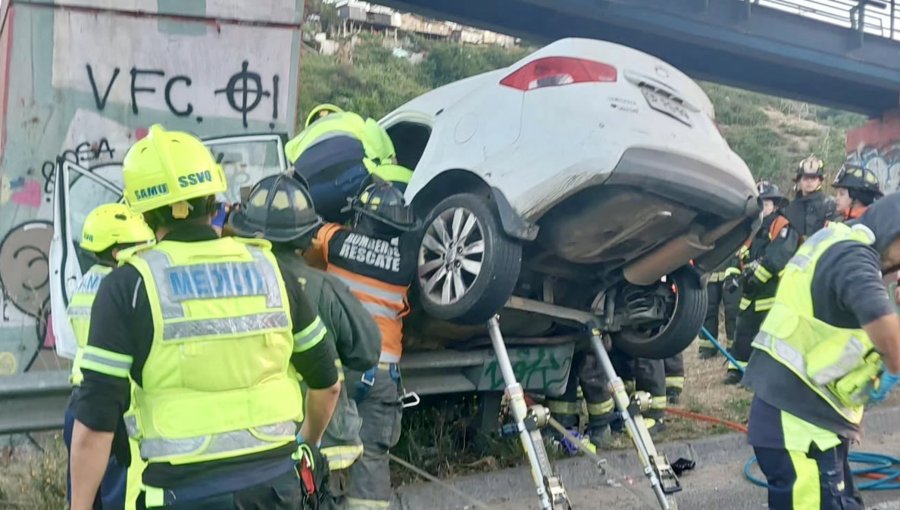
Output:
[80, 203, 156, 253]
[122, 124, 226, 214]
[305, 103, 344, 128]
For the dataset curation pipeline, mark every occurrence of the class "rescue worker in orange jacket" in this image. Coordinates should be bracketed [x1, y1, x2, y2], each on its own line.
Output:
[306, 175, 419, 510]
[833, 164, 883, 221]
[726, 182, 799, 384]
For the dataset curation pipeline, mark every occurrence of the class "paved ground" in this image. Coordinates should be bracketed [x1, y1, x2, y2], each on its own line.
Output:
[392, 406, 900, 510]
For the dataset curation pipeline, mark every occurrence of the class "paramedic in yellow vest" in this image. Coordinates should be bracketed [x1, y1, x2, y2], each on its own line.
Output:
[726, 182, 798, 385]
[307, 175, 419, 510]
[64, 203, 155, 510]
[742, 192, 900, 510]
[69, 124, 341, 510]
[228, 174, 382, 509]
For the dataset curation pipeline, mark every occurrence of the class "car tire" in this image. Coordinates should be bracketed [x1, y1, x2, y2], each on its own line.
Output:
[417, 192, 522, 325]
[611, 266, 707, 359]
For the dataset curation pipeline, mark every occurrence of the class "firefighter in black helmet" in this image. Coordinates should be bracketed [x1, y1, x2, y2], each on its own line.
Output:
[833, 164, 883, 221]
[229, 174, 382, 509]
[725, 181, 799, 384]
[782, 155, 839, 240]
[305, 173, 419, 510]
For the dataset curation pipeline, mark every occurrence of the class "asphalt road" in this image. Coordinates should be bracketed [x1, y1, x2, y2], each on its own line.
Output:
[392, 406, 900, 510]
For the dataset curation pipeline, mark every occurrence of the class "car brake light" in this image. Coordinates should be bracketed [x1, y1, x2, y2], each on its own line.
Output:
[500, 56, 617, 91]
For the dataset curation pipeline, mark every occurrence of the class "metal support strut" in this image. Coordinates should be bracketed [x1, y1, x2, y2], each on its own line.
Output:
[503, 296, 680, 510]
[487, 316, 571, 510]
[587, 324, 681, 510]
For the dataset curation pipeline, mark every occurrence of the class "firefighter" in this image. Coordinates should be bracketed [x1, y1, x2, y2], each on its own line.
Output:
[782, 155, 839, 240]
[228, 174, 383, 508]
[698, 252, 742, 358]
[69, 125, 341, 510]
[63, 203, 155, 510]
[305, 174, 419, 510]
[286, 105, 409, 221]
[545, 350, 615, 450]
[742, 192, 900, 510]
[726, 182, 799, 384]
[664, 353, 685, 405]
[833, 164, 883, 221]
[611, 352, 667, 435]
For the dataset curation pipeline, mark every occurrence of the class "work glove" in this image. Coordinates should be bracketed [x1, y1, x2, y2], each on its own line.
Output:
[869, 366, 900, 404]
[722, 275, 741, 294]
[739, 264, 763, 297]
[295, 439, 330, 508]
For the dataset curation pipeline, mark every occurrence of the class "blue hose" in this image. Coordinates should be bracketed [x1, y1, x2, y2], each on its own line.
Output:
[699, 326, 745, 373]
[745, 452, 900, 490]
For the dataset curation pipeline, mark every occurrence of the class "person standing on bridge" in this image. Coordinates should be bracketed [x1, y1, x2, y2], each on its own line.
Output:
[742, 191, 900, 510]
[69, 125, 341, 510]
[228, 173, 383, 508]
[64, 203, 156, 510]
[303, 173, 419, 510]
[782, 155, 839, 241]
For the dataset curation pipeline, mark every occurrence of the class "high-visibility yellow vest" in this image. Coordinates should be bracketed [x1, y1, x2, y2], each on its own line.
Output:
[119, 237, 304, 465]
[285, 111, 396, 167]
[752, 222, 882, 424]
[68, 264, 113, 386]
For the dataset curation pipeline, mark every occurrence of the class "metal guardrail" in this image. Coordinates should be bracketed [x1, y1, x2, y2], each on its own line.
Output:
[758, 0, 899, 40]
[0, 370, 70, 435]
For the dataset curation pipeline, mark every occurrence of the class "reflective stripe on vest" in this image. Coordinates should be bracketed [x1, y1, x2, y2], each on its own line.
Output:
[121, 237, 302, 464]
[69, 264, 113, 385]
[751, 223, 877, 424]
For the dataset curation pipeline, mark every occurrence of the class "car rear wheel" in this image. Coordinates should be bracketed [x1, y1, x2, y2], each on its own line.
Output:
[610, 266, 706, 359]
[417, 193, 522, 324]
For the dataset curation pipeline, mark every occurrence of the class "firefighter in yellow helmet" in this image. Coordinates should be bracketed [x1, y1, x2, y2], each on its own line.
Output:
[63, 203, 154, 510]
[287, 104, 410, 221]
[69, 125, 341, 510]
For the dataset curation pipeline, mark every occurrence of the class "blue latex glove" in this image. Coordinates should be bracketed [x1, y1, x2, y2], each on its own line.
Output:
[869, 367, 900, 404]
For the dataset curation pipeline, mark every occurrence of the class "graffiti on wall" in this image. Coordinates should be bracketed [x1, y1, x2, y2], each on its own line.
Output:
[87, 60, 280, 128]
[845, 112, 900, 195]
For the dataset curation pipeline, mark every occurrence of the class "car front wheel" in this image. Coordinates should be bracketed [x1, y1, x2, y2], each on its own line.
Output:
[416, 193, 522, 325]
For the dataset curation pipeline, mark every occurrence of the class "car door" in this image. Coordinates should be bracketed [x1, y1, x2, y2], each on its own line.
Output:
[47, 134, 287, 359]
[49, 160, 124, 360]
[203, 133, 288, 203]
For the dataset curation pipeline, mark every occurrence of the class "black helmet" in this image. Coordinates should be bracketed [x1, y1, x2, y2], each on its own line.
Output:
[833, 164, 883, 199]
[351, 178, 417, 232]
[228, 173, 323, 243]
[794, 155, 825, 181]
[757, 181, 788, 208]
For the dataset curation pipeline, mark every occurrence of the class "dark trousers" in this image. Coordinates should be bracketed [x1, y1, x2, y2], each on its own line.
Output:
[701, 281, 741, 350]
[732, 305, 767, 364]
[547, 350, 614, 428]
[612, 352, 666, 420]
[754, 439, 863, 510]
[136, 470, 304, 509]
[664, 354, 684, 390]
[64, 395, 126, 509]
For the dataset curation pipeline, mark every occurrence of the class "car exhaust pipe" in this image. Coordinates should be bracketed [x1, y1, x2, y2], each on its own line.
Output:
[623, 229, 712, 286]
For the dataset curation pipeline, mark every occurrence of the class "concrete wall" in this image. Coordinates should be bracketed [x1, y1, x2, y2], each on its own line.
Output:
[846, 110, 900, 195]
[0, 0, 302, 375]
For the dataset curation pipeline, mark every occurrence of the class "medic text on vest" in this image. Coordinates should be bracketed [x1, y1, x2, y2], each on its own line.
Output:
[338, 233, 402, 272]
[166, 262, 268, 301]
[79, 271, 105, 294]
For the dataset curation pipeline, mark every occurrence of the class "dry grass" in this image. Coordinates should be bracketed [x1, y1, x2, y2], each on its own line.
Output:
[0, 432, 67, 510]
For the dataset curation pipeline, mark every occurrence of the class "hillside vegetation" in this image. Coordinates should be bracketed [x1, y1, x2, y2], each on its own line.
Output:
[297, 32, 865, 190]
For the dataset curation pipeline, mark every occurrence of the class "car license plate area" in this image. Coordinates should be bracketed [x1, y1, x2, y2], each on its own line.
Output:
[641, 86, 692, 127]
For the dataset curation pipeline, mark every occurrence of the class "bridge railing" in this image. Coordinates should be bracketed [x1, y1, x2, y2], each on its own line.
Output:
[758, 0, 898, 39]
